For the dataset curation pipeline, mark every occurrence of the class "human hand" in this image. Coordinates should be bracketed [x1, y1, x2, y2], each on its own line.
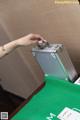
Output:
[16, 33, 45, 46]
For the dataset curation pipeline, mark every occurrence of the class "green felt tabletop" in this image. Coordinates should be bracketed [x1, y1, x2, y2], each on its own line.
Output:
[11, 75, 80, 120]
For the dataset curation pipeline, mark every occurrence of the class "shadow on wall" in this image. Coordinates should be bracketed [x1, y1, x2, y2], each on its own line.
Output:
[0, 22, 43, 98]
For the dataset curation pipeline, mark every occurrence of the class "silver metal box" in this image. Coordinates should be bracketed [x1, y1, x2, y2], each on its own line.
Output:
[32, 44, 78, 82]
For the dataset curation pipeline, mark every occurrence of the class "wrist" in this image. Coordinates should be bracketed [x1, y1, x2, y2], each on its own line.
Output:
[15, 38, 30, 46]
[14, 39, 21, 47]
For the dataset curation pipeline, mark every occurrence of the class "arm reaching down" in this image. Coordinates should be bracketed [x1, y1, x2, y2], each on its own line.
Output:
[0, 33, 45, 58]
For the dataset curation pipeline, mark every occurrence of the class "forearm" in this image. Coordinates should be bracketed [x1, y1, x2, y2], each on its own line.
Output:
[0, 34, 45, 59]
[0, 40, 19, 58]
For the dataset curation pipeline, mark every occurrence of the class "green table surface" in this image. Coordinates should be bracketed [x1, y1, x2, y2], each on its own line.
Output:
[11, 75, 80, 120]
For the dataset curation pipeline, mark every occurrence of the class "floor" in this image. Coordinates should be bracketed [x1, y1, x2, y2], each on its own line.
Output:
[0, 85, 25, 115]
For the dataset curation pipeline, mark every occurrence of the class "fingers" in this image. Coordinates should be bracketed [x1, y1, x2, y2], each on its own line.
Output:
[30, 34, 48, 47]
[30, 33, 45, 41]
